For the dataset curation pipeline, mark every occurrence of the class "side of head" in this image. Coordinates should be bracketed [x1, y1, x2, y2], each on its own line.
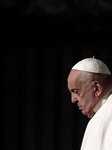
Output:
[67, 69, 112, 118]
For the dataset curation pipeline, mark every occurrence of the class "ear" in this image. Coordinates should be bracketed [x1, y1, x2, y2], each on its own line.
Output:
[92, 81, 102, 97]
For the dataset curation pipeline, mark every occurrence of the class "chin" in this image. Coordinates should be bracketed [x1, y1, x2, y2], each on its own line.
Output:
[87, 114, 93, 118]
[87, 112, 94, 118]
[82, 110, 94, 118]
[82, 110, 87, 116]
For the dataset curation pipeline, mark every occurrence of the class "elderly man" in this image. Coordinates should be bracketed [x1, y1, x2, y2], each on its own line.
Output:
[67, 57, 112, 150]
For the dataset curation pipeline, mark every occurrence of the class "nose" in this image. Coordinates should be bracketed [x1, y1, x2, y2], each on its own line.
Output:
[71, 94, 78, 103]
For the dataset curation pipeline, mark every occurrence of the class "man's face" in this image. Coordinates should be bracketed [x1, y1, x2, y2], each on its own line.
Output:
[67, 70, 97, 118]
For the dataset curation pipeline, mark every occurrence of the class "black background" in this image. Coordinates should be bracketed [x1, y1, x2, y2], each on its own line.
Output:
[2, 1, 112, 150]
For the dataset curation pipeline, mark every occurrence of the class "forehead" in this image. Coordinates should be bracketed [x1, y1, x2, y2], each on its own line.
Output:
[67, 70, 82, 89]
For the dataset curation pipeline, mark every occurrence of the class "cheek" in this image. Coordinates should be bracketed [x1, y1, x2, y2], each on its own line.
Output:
[81, 98, 89, 109]
[80, 91, 95, 108]
[84, 95, 96, 113]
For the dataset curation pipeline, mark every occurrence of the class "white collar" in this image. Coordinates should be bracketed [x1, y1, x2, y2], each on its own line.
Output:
[93, 88, 112, 113]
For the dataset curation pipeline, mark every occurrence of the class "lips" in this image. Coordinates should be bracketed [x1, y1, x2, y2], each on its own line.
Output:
[77, 105, 83, 110]
[79, 107, 83, 110]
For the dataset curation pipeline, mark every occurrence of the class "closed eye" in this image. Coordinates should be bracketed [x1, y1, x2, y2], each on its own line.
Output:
[71, 89, 79, 95]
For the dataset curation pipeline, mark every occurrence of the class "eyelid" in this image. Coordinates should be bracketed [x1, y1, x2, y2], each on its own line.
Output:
[71, 89, 79, 94]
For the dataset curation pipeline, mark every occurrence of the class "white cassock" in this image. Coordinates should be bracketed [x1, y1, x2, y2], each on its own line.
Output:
[80, 88, 112, 150]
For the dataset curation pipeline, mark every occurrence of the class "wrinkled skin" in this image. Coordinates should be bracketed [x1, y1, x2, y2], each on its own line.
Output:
[67, 70, 99, 118]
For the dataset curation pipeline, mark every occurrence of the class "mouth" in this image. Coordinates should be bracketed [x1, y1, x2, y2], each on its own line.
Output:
[79, 107, 83, 110]
[77, 105, 83, 110]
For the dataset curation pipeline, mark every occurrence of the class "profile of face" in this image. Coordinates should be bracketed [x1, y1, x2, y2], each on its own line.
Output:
[67, 70, 100, 118]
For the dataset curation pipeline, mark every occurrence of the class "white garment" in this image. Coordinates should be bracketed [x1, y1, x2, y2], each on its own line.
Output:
[80, 88, 112, 150]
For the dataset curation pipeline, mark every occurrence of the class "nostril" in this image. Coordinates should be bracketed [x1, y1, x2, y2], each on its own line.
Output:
[71, 98, 78, 103]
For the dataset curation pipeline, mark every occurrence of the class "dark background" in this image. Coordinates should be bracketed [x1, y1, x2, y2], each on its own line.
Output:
[2, 0, 112, 150]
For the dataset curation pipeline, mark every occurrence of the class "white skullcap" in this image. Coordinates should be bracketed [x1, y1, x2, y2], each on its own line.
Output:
[72, 57, 111, 75]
